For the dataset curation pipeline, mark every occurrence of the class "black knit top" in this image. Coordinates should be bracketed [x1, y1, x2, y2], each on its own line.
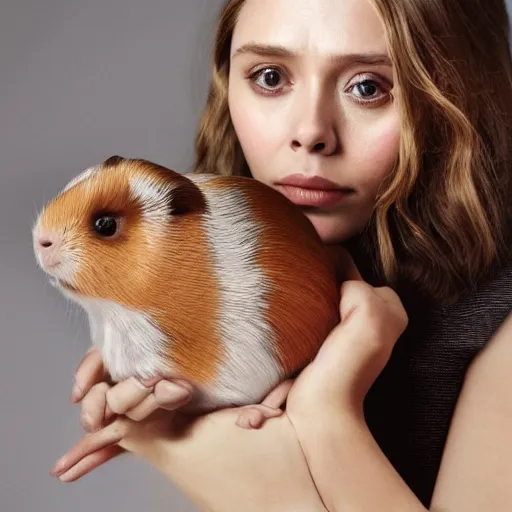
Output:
[346, 239, 512, 508]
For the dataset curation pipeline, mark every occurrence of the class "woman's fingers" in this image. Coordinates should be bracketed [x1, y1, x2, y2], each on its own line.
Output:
[80, 382, 114, 432]
[54, 378, 195, 482]
[236, 404, 284, 429]
[261, 378, 294, 409]
[51, 417, 130, 480]
[154, 379, 194, 410]
[126, 380, 193, 421]
[124, 393, 161, 421]
[105, 377, 158, 415]
[235, 379, 294, 430]
[79, 375, 195, 434]
[71, 346, 106, 403]
[57, 445, 126, 483]
[105, 377, 193, 417]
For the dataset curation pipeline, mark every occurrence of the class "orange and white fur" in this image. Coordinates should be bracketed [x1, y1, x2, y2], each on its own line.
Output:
[33, 155, 340, 420]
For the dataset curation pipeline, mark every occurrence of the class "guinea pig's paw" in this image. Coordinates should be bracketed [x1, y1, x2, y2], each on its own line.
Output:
[235, 404, 284, 429]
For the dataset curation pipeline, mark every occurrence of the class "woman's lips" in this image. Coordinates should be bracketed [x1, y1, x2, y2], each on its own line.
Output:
[274, 174, 354, 207]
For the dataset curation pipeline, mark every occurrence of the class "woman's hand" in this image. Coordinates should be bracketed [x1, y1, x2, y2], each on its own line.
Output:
[69, 347, 195, 432]
[52, 350, 328, 512]
[282, 259, 420, 512]
[52, 346, 199, 480]
[286, 260, 409, 423]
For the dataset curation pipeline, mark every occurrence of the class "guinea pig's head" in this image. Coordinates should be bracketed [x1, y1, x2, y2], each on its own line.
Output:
[32, 155, 207, 305]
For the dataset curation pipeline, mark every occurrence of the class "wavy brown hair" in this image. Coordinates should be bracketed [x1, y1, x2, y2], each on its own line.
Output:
[192, 0, 512, 306]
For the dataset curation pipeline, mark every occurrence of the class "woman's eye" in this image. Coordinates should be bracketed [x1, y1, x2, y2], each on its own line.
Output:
[355, 80, 379, 98]
[347, 77, 390, 105]
[249, 67, 287, 94]
[258, 69, 281, 87]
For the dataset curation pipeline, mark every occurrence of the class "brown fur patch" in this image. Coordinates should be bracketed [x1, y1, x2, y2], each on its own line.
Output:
[200, 175, 341, 376]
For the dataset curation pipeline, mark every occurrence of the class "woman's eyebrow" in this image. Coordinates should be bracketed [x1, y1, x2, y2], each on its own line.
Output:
[232, 42, 391, 66]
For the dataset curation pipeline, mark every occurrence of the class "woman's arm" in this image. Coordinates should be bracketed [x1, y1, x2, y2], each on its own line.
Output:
[294, 412, 427, 512]
[292, 311, 512, 512]
[119, 410, 329, 512]
[284, 277, 427, 511]
[430, 310, 512, 512]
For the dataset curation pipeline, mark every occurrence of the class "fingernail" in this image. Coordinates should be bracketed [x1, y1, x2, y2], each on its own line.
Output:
[140, 376, 162, 387]
[59, 472, 74, 483]
[80, 412, 95, 432]
[51, 457, 66, 476]
[161, 382, 192, 403]
[70, 382, 83, 403]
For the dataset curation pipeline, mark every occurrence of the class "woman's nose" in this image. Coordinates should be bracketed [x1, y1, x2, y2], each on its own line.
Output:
[290, 118, 339, 156]
[291, 138, 336, 154]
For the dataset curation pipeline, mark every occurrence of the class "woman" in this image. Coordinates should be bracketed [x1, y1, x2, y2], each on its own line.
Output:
[51, 0, 512, 510]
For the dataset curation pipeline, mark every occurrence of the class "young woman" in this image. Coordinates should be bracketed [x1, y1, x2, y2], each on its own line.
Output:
[51, 0, 512, 510]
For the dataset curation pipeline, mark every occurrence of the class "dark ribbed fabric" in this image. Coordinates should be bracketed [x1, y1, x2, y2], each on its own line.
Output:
[346, 240, 512, 508]
[347, 234, 512, 506]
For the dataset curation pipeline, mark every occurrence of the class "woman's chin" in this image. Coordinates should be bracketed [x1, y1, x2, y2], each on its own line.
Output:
[303, 212, 354, 245]
[304, 210, 361, 245]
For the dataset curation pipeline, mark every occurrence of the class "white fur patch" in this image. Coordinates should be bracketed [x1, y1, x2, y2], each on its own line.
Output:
[63, 292, 171, 381]
[128, 175, 174, 225]
[187, 174, 281, 410]
[60, 165, 100, 195]
[32, 221, 82, 288]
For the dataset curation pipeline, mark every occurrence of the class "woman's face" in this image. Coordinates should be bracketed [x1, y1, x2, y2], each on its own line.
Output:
[228, 0, 400, 243]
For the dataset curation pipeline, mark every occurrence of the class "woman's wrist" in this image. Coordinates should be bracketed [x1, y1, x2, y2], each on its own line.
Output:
[292, 409, 426, 512]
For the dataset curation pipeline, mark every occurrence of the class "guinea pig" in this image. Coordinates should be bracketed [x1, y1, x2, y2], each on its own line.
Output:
[33, 155, 341, 415]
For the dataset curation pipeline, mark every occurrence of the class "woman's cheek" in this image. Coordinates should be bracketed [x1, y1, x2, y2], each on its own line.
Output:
[229, 86, 287, 173]
[237, 114, 282, 160]
[352, 114, 401, 189]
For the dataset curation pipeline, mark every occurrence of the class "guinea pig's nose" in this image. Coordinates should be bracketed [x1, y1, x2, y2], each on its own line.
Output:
[34, 231, 63, 268]
[39, 238, 53, 248]
[37, 233, 58, 248]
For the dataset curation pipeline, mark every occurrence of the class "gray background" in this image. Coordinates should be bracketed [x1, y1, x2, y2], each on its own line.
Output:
[1, 1, 225, 511]
[1, 1, 511, 511]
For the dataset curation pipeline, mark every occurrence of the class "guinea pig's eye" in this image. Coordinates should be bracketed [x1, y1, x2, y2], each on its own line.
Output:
[93, 215, 118, 237]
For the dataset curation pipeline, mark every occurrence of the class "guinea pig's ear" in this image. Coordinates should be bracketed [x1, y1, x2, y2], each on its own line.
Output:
[167, 176, 207, 216]
[102, 155, 125, 168]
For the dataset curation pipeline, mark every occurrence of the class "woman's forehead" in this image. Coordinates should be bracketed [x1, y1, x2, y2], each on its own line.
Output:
[231, 0, 389, 60]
